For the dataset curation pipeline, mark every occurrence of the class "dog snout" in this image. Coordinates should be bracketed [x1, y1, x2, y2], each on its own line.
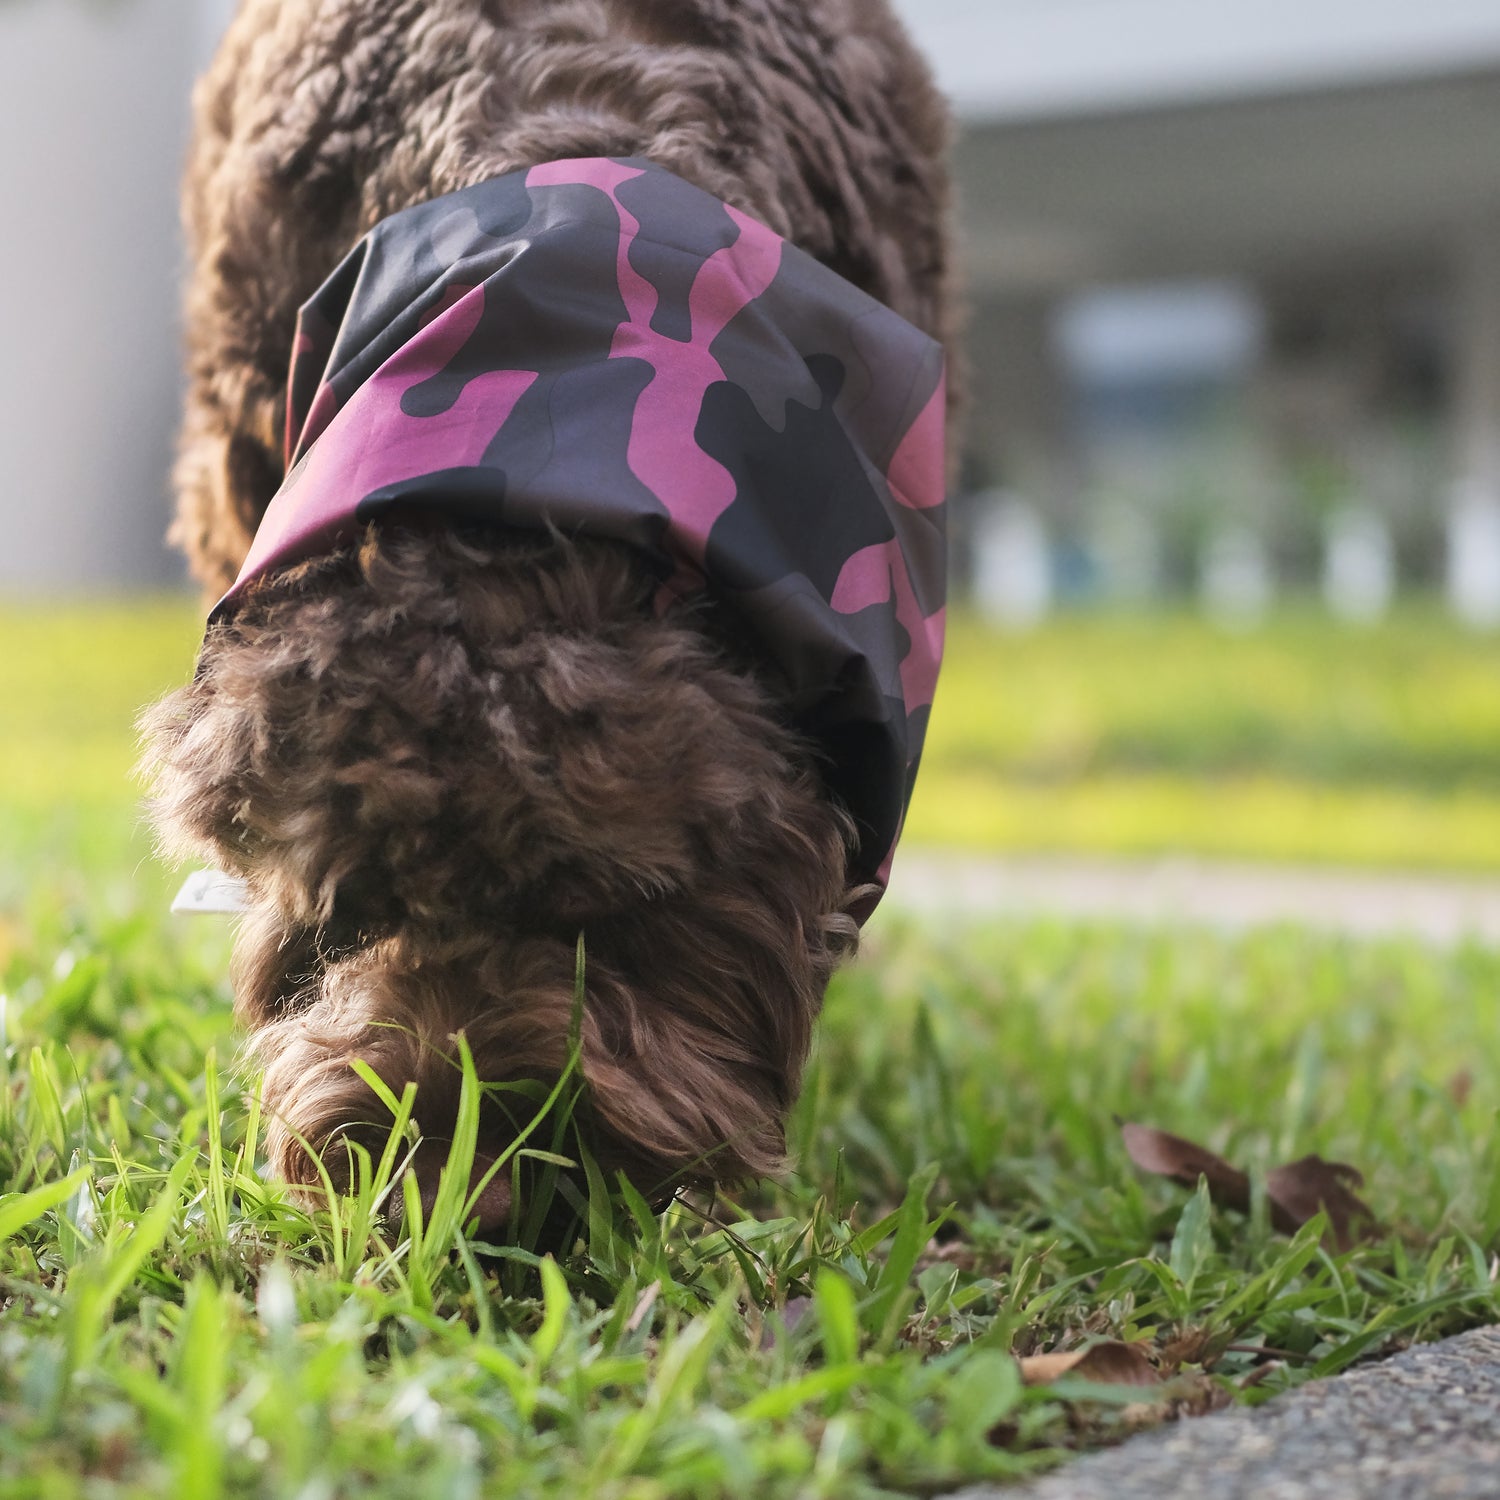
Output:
[407, 1140, 515, 1239]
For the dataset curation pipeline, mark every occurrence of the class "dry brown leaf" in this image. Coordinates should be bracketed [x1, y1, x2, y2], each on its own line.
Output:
[1019, 1339, 1160, 1388]
[1119, 1122, 1251, 1213]
[1120, 1122, 1378, 1250]
[1156, 1325, 1227, 1371]
[1264, 1154, 1376, 1251]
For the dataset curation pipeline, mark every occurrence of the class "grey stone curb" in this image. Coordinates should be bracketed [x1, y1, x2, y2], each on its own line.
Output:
[954, 1327, 1500, 1500]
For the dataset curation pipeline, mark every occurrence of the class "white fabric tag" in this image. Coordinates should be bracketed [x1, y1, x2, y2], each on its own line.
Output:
[171, 869, 251, 915]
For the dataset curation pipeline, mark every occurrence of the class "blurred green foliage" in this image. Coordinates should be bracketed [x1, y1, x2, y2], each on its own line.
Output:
[910, 607, 1500, 868]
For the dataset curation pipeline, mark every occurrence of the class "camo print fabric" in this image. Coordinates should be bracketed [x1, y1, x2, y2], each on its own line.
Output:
[216, 157, 947, 906]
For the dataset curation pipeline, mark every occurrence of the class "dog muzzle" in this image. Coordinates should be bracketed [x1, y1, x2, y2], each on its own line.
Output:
[212, 157, 947, 910]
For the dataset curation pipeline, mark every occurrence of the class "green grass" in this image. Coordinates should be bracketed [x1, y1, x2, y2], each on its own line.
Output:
[5, 906, 1500, 1496]
[3, 599, 1500, 1497]
[0, 598, 197, 922]
[908, 607, 1500, 869]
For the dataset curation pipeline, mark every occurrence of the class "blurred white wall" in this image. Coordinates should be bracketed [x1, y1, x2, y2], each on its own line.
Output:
[0, 0, 202, 593]
[891, 0, 1500, 121]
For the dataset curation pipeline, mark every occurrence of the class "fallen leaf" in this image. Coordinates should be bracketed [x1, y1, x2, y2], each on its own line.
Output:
[1264, 1154, 1376, 1251]
[1120, 1122, 1378, 1250]
[1019, 1339, 1159, 1388]
[1156, 1325, 1225, 1371]
[1119, 1123, 1251, 1213]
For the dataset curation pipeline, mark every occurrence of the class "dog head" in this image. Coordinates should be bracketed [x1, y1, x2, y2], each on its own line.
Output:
[142, 527, 860, 1232]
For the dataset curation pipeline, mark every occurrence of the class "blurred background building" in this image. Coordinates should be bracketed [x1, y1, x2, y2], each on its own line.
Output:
[6, 0, 1500, 622]
[897, 0, 1500, 624]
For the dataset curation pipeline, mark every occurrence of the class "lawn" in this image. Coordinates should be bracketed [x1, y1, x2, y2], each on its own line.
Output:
[908, 607, 1500, 869]
[11, 599, 1500, 884]
[3, 600, 1500, 1497]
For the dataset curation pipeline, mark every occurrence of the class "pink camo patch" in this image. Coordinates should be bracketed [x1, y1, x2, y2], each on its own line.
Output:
[284, 331, 319, 462]
[525, 158, 645, 194]
[418, 282, 478, 331]
[528, 162, 786, 566]
[886, 371, 946, 510]
[830, 539, 945, 712]
[232, 285, 536, 596]
[294, 381, 340, 466]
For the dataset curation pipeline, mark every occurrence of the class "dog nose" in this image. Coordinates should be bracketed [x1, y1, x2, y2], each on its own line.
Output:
[464, 1165, 515, 1239]
[410, 1142, 514, 1239]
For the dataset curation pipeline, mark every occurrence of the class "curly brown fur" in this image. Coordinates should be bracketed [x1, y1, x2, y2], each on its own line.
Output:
[145, 529, 859, 1207]
[144, 0, 955, 1226]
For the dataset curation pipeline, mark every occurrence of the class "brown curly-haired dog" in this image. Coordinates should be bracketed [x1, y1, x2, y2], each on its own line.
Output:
[142, 0, 955, 1233]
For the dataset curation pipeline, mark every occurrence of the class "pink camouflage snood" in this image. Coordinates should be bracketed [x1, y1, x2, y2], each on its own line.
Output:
[214, 157, 947, 908]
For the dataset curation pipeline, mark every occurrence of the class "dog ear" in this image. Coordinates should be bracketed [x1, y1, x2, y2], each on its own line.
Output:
[228, 902, 327, 1029]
